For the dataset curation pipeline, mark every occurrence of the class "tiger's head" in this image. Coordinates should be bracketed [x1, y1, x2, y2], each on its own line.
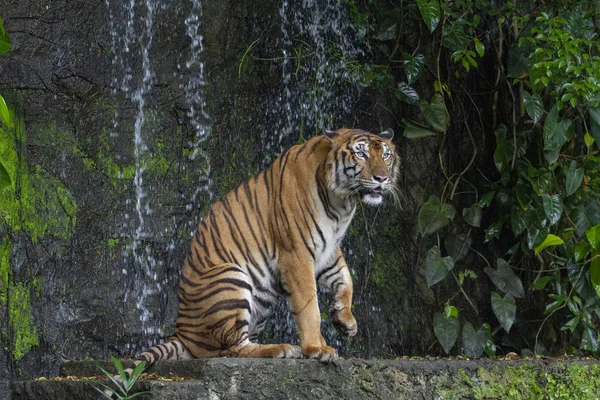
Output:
[324, 128, 399, 206]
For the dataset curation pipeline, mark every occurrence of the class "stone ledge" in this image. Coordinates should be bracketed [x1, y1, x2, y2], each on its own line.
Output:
[12, 358, 600, 399]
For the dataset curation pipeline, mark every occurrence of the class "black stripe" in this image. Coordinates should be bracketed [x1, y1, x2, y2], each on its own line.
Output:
[322, 266, 343, 283]
[293, 219, 315, 259]
[180, 287, 238, 307]
[177, 333, 222, 351]
[207, 277, 253, 292]
[200, 266, 246, 280]
[202, 299, 251, 318]
[316, 256, 342, 282]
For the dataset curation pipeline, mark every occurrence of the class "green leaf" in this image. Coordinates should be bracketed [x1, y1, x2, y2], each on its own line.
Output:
[403, 120, 437, 139]
[510, 207, 527, 237]
[581, 326, 599, 352]
[491, 292, 516, 333]
[395, 82, 420, 105]
[542, 194, 563, 226]
[585, 225, 600, 250]
[591, 255, 600, 299]
[403, 53, 424, 84]
[97, 365, 126, 395]
[528, 166, 550, 196]
[565, 160, 584, 197]
[375, 19, 397, 41]
[416, 0, 441, 32]
[572, 199, 600, 236]
[111, 356, 129, 388]
[484, 258, 525, 298]
[543, 104, 571, 164]
[0, 161, 11, 190]
[444, 305, 458, 319]
[527, 222, 549, 251]
[515, 180, 532, 210]
[474, 37, 485, 57]
[462, 204, 482, 227]
[425, 246, 455, 287]
[484, 222, 503, 242]
[444, 232, 472, 262]
[589, 107, 600, 146]
[433, 312, 459, 354]
[418, 196, 456, 236]
[130, 361, 147, 381]
[482, 322, 497, 357]
[534, 234, 564, 255]
[419, 93, 449, 132]
[479, 191, 495, 207]
[0, 95, 13, 129]
[462, 322, 486, 358]
[574, 241, 591, 262]
[584, 132, 595, 149]
[532, 276, 553, 291]
[0, 17, 12, 56]
[523, 92, 544, 125]
[562, 315, 580, 334]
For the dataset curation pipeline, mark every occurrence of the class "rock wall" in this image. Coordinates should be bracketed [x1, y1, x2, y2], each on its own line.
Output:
[0, 0, 448, 397]
[13, 358, 600, 400]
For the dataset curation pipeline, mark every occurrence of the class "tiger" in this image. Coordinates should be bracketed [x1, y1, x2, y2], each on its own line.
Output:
[121, 127, 398, 376]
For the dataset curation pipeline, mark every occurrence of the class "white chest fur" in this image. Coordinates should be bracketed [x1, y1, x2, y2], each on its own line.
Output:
[313, 203, 355, 273]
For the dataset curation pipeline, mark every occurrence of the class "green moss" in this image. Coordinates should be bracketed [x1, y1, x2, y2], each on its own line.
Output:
[281, 370, 295, 387]
[1, 119, 77, 242]
[0, 238, 10, 303]
[543, 364, 600, 399]
[9, 282, 39, 360]
[1, 109, 77, 361]
[435, 363, 600, 399]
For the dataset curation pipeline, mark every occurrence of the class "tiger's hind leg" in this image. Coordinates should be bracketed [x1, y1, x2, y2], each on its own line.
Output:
[176, 262, 301, 359]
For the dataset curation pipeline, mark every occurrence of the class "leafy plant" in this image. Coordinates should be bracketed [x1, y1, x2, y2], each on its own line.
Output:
[0, 15, 13, 190]
[347, 0, 600, 357]
[94, 356, 148, 400]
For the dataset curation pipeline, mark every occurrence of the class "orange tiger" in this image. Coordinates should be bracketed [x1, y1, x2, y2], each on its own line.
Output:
[125, 127, 398, 372]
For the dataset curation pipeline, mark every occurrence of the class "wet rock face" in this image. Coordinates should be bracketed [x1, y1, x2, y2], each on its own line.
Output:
[0, 0, 442, 395]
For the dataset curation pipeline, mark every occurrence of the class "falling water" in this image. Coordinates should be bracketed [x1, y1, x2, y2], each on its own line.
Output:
[184, 0, 212, 208]
[263, 0, 364, 159]
[105, 0, 212, 352]
[130, 0, 161, 341]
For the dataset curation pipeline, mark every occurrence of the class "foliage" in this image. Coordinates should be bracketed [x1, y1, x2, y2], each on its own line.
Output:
[95, 357, 148, 400]
[0, 16, 12, 188]
[347, 0, 600, 356]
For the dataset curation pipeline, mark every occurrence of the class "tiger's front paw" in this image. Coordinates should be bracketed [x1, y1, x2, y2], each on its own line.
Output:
[280, 344, 303, 359]
[302, 345, 338, 362]
[332, 307, 357, 337]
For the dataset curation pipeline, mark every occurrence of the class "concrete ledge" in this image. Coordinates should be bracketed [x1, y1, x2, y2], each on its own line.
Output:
[12, 358, 600, 399]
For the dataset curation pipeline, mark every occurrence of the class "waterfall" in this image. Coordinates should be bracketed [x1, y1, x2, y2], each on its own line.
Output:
[105, 0, 212, 351]
[263, 0, 364, 161]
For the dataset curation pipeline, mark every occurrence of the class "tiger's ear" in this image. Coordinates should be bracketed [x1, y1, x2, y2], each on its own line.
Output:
[377, 128, 394, 140]
[323, 128, 339, 139]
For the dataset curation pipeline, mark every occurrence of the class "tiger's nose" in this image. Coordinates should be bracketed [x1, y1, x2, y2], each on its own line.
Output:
[373, 175, 388, 183]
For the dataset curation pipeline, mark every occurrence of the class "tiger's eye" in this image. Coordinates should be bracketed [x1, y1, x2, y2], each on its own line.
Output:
[355, 151, 366, 160]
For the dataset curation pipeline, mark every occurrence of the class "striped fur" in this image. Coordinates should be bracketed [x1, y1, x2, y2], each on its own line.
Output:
[132, 127, 398, 369]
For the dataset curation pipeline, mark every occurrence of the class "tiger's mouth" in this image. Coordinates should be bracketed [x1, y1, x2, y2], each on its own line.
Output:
[359, 186, 385, 205]
[365, 187, 383, 195]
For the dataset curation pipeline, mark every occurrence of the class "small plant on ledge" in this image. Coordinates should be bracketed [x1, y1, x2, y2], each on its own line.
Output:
[94, 356, 148, 400]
